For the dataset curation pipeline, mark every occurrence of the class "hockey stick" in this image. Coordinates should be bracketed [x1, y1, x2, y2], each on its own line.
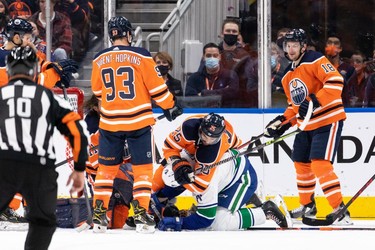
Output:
[195, 101, 313, 175]
[302, 172, 375, 226]
[237, 115, 297, 151]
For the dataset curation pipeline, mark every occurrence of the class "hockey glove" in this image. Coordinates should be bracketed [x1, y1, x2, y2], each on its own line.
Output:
[172, 159, 194, 185]
[299, 94, 320, 119]
[158, 217, 183, 231]
[264, 115, 291, 138]
[163, 102, 183, 122]
[48, 59, 79, 88]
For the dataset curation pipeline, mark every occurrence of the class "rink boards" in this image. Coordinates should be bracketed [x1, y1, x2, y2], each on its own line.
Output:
[54, 109, 375, 218]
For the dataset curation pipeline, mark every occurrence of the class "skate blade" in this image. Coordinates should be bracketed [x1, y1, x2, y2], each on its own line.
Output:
[135, 224, 156, 234]
[93, 224, 108, 233]
[272, 194, 293, 228]
[332, 217, 354, 226]
[0, 221, 28, 231]
[123, 224, 136, 230]
[75, 222, 91, 232]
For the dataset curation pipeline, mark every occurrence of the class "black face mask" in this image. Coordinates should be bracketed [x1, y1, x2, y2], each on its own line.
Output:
[276, 37, 285, 50]
[223, 34, 238, 46]
[157, 65, 169, 76]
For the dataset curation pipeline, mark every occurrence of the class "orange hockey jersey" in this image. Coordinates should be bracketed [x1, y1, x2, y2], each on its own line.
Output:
[0, 47, 60, 88]
[281, 50, 346, 130]
[91, 45, 175, 132]
[162, 114, 242, 193]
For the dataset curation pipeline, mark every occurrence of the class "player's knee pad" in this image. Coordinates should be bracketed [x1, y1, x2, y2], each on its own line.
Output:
[311, 159, 333, 177]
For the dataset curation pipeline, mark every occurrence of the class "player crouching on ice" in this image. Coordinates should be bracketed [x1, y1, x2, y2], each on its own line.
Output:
[152, 113, 291, 231]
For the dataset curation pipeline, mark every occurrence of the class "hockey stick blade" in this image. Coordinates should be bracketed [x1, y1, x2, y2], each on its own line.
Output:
[303, 172, 375, 226]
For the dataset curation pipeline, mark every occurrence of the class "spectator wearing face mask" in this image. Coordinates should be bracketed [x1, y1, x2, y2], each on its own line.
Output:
[324, 34, 355, 106]
[218, 18, 258, 108]
[345, 50, 371, 107]
[185, 42, 239, 108]
[153, 51, 183, 96]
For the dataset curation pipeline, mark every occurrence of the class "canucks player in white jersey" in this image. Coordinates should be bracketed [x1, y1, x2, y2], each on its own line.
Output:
[157, 147, 290, 230]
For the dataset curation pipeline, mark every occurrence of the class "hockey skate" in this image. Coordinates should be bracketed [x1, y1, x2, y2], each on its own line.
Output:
[272, 194, 292, 226]
[0, 207, 28, 231]
[92, 200, 109, 233]
[262, 200, 290, 228]
[289, 195, 317, 219]
[329, 202, 353, 226]
[123, 216, 136, 230]
[0, 207, 28, 223]
[132, 200, 156, 234]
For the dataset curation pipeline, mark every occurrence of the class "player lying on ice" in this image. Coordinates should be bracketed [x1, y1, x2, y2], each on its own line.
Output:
[150, 113, 291, 231]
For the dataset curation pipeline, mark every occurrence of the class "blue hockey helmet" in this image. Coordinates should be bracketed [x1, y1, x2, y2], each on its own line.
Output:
[199, 113, 226, 145]
[284, 28, 308, 45]
[108, 16, 133, 42]
[6, 18, 33, 39]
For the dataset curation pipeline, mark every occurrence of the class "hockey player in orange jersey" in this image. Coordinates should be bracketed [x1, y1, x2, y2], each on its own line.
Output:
[264, 28, 351, 225]
[0, 18, 78, 225]
[91, 16, 182, 234]
[0, 18, 79, 89]
[151, 113, 290, 230]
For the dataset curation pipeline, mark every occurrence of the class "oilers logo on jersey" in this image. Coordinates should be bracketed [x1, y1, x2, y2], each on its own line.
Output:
[289, 78, 308, 105]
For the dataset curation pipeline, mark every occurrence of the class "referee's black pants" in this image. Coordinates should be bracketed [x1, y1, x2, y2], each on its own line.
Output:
[0, 159, 58, 250]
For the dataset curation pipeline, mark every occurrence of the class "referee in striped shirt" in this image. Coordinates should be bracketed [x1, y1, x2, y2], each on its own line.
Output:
[0, 46, 89, 250]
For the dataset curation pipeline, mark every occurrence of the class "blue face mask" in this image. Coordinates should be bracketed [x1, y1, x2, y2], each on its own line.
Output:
[271, 55, 277, 69]
[205, 57, 220, 69]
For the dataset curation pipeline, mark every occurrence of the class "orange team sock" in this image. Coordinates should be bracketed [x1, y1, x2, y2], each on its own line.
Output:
[152, 165, 165, 193]
[294, 162, 316, 205]
[8, 194, 22, 210]
[311, 159, 343, 209]
[132, 163, 153, 209]
[93, 164, 120, 209]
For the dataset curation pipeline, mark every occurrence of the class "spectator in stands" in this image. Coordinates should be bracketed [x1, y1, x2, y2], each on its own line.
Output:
[363, 49, 375, 107]
[153, 51, 183, 96]
[275, 27, 291, 50]
[7, 0, 38, 18]
[55, 0, 90, 62]
[29, 0, 72, 61]
[0, 0, 9, 46]
[83, 94, 100, 134]
[185, 42, 239, 108]
[345, 51, 370, 107]
[29, 19, 47, 61]
[324, 34, 355, 106]
[219, 18, 258, 107]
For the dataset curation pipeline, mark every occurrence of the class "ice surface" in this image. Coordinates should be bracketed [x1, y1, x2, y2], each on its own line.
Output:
[2, 220, 375, 250]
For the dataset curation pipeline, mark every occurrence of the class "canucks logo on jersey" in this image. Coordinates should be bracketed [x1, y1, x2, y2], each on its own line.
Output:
[289, 78, 308, 105]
